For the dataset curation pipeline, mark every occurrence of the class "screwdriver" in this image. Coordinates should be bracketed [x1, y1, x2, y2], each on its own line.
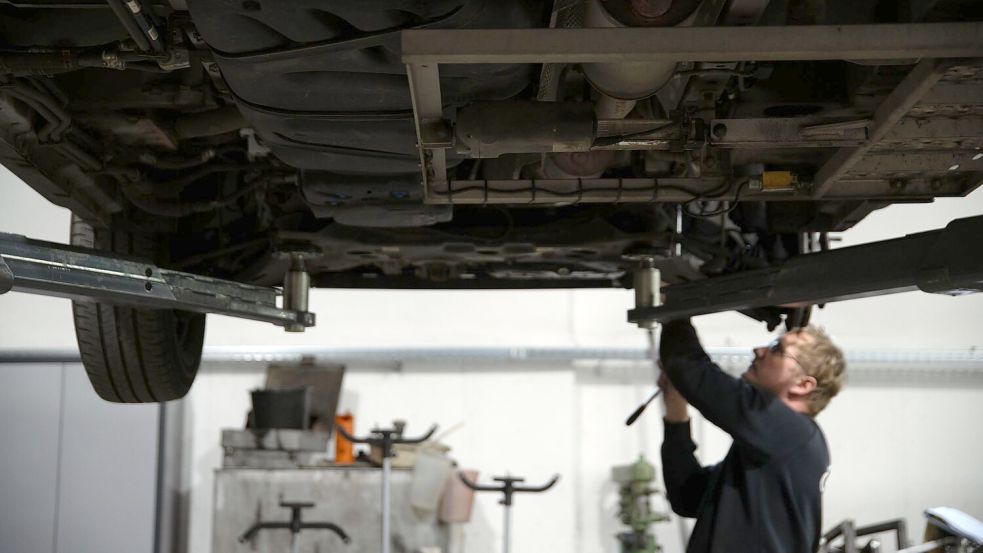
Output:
[625, 326, 663, 426]
[625, 387, 662, 426]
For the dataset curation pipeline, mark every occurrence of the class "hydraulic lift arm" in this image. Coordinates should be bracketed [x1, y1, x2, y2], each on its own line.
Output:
[629, 214, 983, 326]
[2, 216, 981, 330]
[0, 232, 314, 330]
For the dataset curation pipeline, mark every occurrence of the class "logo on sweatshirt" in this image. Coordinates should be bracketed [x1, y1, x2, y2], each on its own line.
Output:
[819, 465, 832, 493]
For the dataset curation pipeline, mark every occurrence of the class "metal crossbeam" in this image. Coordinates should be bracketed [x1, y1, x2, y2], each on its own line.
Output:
[0, 233, 314, 329]
[627, 215, 983, 324]
[402, 23, 983, 64]
[708, 118, 869, 148]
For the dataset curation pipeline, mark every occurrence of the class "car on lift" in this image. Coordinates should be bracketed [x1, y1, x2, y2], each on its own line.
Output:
[1, 0, 981, 402]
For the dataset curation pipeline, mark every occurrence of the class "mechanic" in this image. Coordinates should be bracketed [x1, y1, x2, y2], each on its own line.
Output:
[658, 318, 846, 553]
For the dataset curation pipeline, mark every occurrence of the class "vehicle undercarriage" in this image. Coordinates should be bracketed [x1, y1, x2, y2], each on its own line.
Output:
[1, 0, 982, 401]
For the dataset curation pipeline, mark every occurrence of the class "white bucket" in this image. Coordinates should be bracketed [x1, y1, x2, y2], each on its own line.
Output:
[410, 442, 453, 512]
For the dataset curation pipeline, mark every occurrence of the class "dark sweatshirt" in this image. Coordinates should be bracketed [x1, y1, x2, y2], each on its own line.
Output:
[660, 319, 830, 553]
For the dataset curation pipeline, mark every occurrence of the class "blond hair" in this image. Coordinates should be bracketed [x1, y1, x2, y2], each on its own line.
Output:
[793, 326, 847, 416]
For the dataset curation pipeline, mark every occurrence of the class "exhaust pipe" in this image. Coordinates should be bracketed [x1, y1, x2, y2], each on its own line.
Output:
[582, 0, 703, 118]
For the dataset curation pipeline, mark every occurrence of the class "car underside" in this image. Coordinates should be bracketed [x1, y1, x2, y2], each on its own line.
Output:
[2, 0, 982, 401]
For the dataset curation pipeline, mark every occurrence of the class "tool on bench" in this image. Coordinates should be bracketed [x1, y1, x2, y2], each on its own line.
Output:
[334, 422, 437, 553]
[459, 473, 560, 553]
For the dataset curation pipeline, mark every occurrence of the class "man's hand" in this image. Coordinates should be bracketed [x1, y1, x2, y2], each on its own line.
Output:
[658, 361, 689, 423]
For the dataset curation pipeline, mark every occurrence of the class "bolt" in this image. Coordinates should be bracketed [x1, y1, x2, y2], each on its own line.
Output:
[889, 179, 907, 192]
[711, 123, 727, 140]
[930, 178, 943, 191]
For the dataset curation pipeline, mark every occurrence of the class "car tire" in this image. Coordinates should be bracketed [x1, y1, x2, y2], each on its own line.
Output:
[70, 216, 205, 402]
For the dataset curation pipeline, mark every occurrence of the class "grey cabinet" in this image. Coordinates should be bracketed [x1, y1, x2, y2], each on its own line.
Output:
[0, 362, 159, 553]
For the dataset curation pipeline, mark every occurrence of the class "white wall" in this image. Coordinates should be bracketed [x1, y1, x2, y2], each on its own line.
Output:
[181, 358, 983, 553]
[4, 166, 983, 553]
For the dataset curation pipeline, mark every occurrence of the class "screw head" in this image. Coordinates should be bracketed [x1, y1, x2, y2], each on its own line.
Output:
[889, 179, 907, 192]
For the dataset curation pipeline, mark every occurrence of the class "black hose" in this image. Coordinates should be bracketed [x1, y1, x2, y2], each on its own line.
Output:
[1, 88, 60, 139]
[173, 106, 246, 139]
[138, 149, 217, 170]
[121, 175, 264, 217]
[153, 163, 247, 191]
[57, 142, 102, 171]
[17, 86, 70, 139]
[171, 237, 270, 269]
[1, 82, 102, 171]
[0, 83, 71, 141]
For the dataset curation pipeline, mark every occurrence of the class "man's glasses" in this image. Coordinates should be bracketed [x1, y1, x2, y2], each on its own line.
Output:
[763, 337, 802, 369]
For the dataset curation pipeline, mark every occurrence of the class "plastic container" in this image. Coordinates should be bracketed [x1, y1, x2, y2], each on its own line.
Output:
[250, 387, 310, 429]
[439, 469, 479, 523]
[409, 442, 453, 512]
[334, 412, 354, 463]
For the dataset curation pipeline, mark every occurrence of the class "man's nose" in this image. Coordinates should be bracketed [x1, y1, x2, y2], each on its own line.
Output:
[753, 346, 766, 359]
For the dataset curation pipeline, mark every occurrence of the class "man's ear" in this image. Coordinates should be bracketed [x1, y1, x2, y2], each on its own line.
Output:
[791, 374, 817, 398]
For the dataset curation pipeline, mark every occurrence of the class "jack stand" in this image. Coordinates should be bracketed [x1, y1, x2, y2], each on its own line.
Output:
[238, 500, 351, 553]
[334, 423, 437, 553]
[459, 473, 560, 553]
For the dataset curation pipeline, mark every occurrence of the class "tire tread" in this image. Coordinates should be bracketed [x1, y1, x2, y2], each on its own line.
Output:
[69, 217, 204, 403]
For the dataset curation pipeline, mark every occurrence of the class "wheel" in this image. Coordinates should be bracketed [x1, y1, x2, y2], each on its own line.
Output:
[70, 216, 205, 402]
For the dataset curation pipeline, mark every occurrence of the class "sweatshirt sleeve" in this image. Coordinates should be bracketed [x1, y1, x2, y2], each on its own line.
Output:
[661, 419, 712, 518]
[659, 319, 818, 460]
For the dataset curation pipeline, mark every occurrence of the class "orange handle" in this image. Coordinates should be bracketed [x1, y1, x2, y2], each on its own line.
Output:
[334, 412, 354, 463]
